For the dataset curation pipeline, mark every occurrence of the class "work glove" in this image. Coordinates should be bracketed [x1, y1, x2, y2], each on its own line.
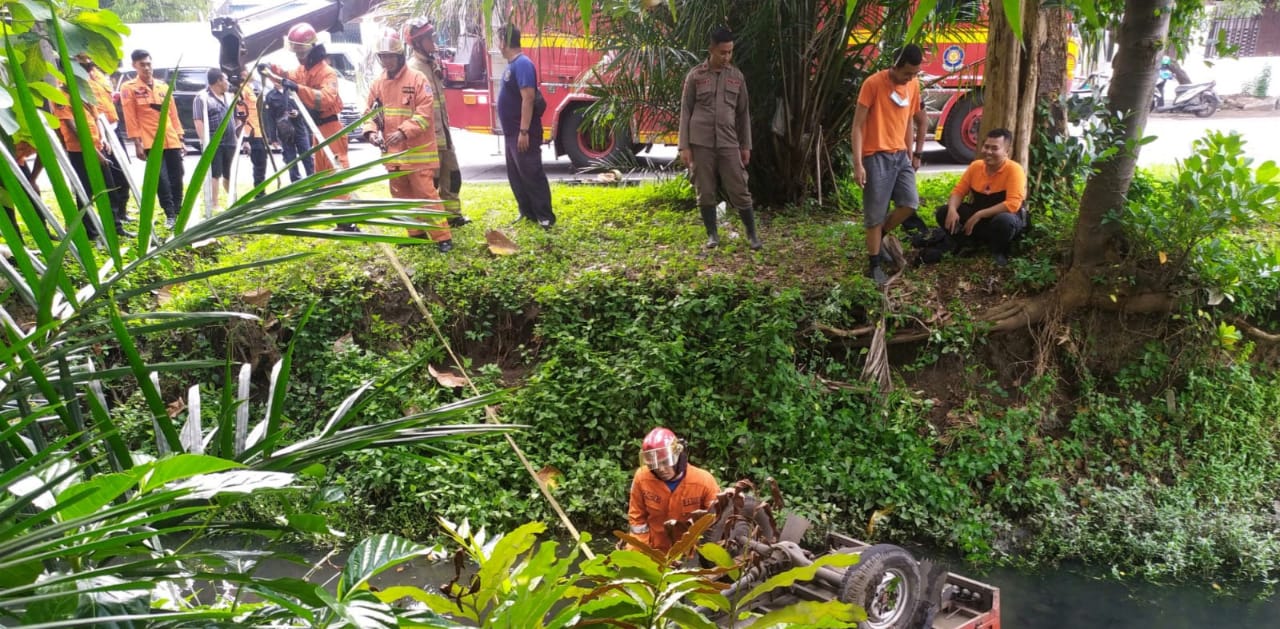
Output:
[280, 78, 299, 92]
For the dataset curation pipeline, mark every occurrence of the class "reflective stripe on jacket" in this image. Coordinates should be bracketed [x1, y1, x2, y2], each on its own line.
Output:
[364, 64, 438, 169]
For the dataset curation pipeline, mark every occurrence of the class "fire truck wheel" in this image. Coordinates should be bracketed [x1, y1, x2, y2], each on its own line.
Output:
[942, 95, 983, 163]
[838, 544, 921, 629]
[560, 106, 633, 168]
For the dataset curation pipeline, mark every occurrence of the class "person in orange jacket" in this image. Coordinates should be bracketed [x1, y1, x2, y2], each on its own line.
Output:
[82, 55, 132, 230]
[236, 70, 268, 194]
[120, 49, 186, 229]
[627, 427, 720, 552]
[271, 22, 355, 231]
[53, 58, 131, 239]
[362, 28, 452, 251]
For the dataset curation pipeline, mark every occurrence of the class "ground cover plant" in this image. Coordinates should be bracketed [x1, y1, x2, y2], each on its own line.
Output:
[145, 137, 1280, 585]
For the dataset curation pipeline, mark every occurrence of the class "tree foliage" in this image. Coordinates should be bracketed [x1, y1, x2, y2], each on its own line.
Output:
[106, 0, 210, 24]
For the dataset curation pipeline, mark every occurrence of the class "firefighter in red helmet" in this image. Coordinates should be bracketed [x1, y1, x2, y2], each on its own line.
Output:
[626, 427, 720, 552]
[271, 22, 356, 230]
[405, 18, 469, 229]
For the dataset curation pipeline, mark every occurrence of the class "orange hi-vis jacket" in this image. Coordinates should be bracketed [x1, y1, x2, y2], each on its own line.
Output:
[363, 64, 438, 171]
[237, 84, 263, 139]
[276, 60, 342, 127]
[119, 76, 184, 150]
[89, 68, 117, 124]
[53, 84, 104, 153]
[627, 464, 720, 552]
[275, 60, 346, 171]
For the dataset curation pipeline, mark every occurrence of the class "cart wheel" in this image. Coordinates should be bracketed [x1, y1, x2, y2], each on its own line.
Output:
[838, 544, 922, 629]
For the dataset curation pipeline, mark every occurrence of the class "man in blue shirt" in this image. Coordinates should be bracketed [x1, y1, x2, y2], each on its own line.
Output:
[497, 25, 555, 228]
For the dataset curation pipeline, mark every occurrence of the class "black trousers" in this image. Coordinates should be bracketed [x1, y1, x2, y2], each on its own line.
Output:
[146, 147, 185, 218]
[69, 150, 127, 238]
[934, 203, 1025, 255]
[280, 133, 314, 183]
[504, 132, 555, 224]
[247, 137, 267, 188]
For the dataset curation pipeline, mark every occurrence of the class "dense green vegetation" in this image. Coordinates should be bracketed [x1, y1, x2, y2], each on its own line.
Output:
[138, 144, 1280, 584]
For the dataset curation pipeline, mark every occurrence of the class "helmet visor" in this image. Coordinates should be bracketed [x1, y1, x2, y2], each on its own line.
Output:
[641, 443, 679, 470]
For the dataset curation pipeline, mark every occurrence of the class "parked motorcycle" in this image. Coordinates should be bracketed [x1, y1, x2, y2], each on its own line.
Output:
[1152, 57, 1219, 117]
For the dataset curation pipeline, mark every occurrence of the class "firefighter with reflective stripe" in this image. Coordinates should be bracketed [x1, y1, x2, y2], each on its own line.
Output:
[271, 22, 355, 231]
[627, 427, 720, 552]
[362, 27, 452, 251]
[406, 18, 469, 228]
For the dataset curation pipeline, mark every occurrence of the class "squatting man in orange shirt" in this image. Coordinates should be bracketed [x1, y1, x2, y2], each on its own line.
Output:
[936, 128, 1027, 267]
[850, 44, 929, 286]
[627, 427, 720, 552]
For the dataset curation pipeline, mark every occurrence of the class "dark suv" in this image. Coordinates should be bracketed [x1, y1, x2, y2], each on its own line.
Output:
[113, 67, 210, 151]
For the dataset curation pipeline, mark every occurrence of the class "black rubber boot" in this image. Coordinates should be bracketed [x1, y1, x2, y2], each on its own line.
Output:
[739, 207, 762, 250]
[700, 205, 719, 248]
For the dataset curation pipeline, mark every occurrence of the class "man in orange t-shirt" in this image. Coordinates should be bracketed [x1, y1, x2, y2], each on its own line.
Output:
[850, 44, 929, 285]
[937, 127, 1027, 266]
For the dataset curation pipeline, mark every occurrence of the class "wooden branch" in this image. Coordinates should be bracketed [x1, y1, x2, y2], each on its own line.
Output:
[812, 322, 876, 338]
[1233, 318, 1280, 344]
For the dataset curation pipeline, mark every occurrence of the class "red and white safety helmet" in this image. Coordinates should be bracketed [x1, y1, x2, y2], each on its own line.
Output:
[640, 427, 683, 470]
[405, 18, 436, 44]
[285, 23, 319, 55]
[376, 27, 406, 55]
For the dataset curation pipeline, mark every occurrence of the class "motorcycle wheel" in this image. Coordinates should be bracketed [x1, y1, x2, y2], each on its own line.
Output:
[1194, 93, 1219, 118]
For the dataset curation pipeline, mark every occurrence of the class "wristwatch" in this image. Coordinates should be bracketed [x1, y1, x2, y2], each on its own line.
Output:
[519, 128, 529, 134]
[912, 151, 923, 159]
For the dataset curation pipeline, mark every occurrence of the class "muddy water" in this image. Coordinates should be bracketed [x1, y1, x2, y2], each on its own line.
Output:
[218, 540, 1280, 627]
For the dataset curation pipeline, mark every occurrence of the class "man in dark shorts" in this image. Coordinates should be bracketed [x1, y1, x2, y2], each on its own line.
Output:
[850, 44, 929, 285]
[193, 68, 236, 210]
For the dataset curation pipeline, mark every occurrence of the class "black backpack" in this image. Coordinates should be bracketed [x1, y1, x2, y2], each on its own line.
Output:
[911, 227, 957, 265]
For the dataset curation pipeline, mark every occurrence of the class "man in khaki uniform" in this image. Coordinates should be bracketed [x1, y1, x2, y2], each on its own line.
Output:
[678, 26, 759, 250]
[406, 18, 469, 228]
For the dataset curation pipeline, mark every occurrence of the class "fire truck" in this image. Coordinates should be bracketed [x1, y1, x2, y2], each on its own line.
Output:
[438, 10, 1077, 167]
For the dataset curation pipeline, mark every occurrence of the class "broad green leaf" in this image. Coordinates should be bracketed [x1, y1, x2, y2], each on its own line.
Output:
[166, 469, 294, 499]
[138, 454, 244, 493]
[474, 521, 546, 603]
[373, 585, 461, 616]
[662, 604, 718, 629]
[318, 588, 397, 628]
[340, 534, 433, 597]
[749, 599, 866, 627]
[286, 512, 343, 537]
[1001, 0, 1023, 41]
[55, 473, 135, 522]
[740, 551, 862, 606]
[1257, 160, 1278, 183]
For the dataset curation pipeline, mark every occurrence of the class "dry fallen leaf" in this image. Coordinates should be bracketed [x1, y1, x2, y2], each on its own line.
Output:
[241, 288, 272, 308]
[428, 364, 469, 388]
[333, 332, 355, 353]
[167, 397, 186, 418]
[485, 230, 519, 256]
[155, 287, 172, 306]
[536, 465, 562, 490]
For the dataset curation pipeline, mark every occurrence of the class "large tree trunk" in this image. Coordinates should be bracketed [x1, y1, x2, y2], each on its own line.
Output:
[1038, 7, 1071, 138]
[1064, 0, 1173, 307]
[1012, 2, 1044, 165]
[980, 0, 1024, 140]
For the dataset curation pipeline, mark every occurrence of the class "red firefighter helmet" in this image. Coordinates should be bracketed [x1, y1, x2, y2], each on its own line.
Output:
[285, 23, 319, 55]
[640, 427, 683, 470]
[405, 18, 436, 44]
[376, 27, 405, 55]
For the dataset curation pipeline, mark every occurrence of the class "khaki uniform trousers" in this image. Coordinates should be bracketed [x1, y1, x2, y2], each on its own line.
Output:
[690, 145, 753, 209]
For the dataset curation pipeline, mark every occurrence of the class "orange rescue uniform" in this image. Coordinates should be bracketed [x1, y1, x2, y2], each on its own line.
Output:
[119, 77, 184, 150]
[855, 69, 922, 157]
[363, 63, 449, 242]
[627, 464, 720, 552]
[52, 85, 104, 153]
[952, 158, 1027, 213]
[274, 60, 347, 172]
[237, 83, 263, 139]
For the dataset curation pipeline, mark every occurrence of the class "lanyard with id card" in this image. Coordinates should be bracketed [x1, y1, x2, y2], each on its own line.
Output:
[889, 89, 910, 108]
